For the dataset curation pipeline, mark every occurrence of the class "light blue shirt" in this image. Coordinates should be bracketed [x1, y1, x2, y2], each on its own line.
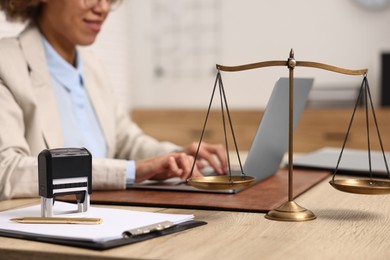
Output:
[42, 37, 135, 184]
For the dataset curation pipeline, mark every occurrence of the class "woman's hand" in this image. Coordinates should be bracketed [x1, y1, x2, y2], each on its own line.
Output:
[135, 152, 202, 182]
[182, 142, 228, 175]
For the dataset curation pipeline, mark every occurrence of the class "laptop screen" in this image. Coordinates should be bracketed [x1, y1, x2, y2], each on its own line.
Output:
[243, 77, 313, 181]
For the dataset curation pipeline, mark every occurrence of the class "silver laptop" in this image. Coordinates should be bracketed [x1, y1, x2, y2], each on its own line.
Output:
[128, 77, 314, 193]
[293, 147, 390, 178]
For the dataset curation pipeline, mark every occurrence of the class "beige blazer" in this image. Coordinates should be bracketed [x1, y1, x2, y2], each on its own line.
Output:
[0, 25, 178, 200]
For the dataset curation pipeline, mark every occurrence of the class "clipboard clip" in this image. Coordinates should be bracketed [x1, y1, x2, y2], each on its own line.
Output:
[122, 221, 175, 237]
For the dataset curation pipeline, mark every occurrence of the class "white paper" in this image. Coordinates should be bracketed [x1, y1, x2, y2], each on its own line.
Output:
[0, 202, 194, 242]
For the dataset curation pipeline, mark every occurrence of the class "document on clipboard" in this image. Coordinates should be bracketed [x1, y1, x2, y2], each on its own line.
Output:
[0, 202, 206, 250]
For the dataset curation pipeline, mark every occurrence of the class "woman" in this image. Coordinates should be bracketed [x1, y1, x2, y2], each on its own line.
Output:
[0, 0, 227, 200]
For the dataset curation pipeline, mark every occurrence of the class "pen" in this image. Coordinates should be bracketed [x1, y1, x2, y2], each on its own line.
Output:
[10, 217, 102, 225]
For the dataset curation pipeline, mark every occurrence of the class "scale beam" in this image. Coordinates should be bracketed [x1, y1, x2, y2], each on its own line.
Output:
[217, 60, 367, 76]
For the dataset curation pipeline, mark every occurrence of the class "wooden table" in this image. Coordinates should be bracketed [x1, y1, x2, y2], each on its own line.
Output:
[1, 176, 390, 260]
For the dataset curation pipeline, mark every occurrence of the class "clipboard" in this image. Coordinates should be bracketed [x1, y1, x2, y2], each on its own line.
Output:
[0, 219, 206, 250]
[0, 202, 206, 250]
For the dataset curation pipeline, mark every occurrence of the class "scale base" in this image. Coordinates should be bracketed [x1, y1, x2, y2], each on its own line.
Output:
[265, 201, 316, 222]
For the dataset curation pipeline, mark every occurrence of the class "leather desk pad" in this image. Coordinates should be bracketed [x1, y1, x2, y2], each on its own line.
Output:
[60, 169, 330, 213]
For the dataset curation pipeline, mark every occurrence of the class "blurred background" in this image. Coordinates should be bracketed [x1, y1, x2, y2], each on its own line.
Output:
[1, 0, 390, 110]
[1, 0, 390, 151]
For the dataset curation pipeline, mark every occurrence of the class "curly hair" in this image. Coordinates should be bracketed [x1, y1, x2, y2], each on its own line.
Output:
[0, 0, 41, 23]
[1, 0, 122, 23]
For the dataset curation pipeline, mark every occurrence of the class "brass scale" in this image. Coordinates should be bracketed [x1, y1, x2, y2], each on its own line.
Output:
[186, 49, 390, 222]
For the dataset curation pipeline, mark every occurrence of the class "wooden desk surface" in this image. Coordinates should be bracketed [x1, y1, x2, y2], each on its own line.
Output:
[1, 177, 390, 260]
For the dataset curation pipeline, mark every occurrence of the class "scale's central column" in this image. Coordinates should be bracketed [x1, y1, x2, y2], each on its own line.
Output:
[288, 50, 295, 202]
[264, 50, 316, 221]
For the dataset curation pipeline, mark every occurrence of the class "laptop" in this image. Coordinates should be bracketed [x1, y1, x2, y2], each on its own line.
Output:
[128, 77, 314, 193]
[293, 147, 390, 178]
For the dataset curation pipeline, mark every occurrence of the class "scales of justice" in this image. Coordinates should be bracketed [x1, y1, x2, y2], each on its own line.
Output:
[187, 49, 390, 222]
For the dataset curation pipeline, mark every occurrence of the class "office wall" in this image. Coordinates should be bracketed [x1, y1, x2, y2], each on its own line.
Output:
[110, 0, 390, 109]
[1, 0, 390, 110]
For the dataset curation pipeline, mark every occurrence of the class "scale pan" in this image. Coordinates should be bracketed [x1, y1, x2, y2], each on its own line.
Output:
[329, 178, 390, 195]
[187, 175, 255, 190]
